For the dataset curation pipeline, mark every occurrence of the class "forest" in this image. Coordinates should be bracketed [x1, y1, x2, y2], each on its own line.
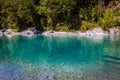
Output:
[0, 0, 120, 32]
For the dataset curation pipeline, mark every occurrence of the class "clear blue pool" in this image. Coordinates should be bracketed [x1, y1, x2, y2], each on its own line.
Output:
[0, 35, 120, 80]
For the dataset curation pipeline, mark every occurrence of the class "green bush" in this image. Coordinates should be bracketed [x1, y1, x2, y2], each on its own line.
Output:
[80, 21, 100, 32]
[98, 9, 120, 31]
[98, 17, 120, 31]
[44, 27, 52, 31]
[55, 25, 70, 32]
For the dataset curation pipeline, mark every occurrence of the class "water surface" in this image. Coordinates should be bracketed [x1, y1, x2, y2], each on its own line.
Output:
[0, 35, 120, 80]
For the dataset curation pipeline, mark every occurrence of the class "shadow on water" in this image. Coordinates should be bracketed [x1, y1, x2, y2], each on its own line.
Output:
[104, 55, 120, 64]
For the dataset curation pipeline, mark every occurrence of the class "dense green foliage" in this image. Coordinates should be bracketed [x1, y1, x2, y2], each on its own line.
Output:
[0, 0, 120, 31]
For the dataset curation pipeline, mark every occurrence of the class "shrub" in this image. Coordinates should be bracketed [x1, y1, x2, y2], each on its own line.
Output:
[98, 9, 120, 31]
[44, 27, 52, 31]
[55, 24, 70, 32]
[98, 17, 120, 31]
[80, 21, 100, 32]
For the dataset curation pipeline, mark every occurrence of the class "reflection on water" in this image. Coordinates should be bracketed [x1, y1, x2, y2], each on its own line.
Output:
[0, 35, 120, 79]
[0, 36, 104, 63]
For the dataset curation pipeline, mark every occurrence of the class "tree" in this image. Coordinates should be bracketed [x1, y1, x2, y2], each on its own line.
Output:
[98, 0, 105, 14]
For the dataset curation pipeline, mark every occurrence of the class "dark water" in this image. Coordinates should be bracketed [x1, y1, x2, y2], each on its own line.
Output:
[0, 35, 120, 80]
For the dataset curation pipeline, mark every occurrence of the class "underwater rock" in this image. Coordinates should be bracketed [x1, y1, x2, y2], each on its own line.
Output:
[0, 65, 27, 80]
[35, 72, 54, 80]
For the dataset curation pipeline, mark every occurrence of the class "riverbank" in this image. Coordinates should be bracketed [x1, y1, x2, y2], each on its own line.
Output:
[0, 28, 120, 37]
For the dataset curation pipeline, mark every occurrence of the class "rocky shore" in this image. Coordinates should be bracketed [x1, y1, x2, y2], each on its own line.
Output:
[42, 28, 109, 37]
[0, 28, 120, 37]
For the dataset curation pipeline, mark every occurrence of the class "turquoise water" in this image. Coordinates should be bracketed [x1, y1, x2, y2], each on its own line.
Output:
[0, 35, 120, 80]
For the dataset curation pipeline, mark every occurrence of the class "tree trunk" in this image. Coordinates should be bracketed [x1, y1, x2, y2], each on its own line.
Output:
[51, 17, 57, 30]
[98, 0, 105, 12]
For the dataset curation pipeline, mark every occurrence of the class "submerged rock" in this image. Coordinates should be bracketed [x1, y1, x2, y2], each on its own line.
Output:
[0, 65, 26, 80]
[35, 72, 54, 80]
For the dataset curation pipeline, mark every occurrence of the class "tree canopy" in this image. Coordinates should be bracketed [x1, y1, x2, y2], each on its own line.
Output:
[0, 0, 120, 31]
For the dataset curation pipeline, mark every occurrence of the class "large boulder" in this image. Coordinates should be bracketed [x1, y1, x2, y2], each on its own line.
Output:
[4, 29, 14, 34]
[86, 28, 108, 36]
[109, 28, 120, 35]
[75, 29, 105, 43]
[34, 30, 43, 34]
[20, 28, 35, 37]
[3, 29, 16, 37]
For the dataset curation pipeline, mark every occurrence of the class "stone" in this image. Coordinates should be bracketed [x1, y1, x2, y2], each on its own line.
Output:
[1, 27, 120, 38]
[77, 31, 86, 36]
[49, 30, 54, 33]
[0, 65, 27, 80]
[4, 29, 14, 34]
[35, 72, 54, 80]
[42, 31, 55, 36]
[42, 28, 108, 37]
[0, 30, 3, 36]
[42, 31, 77, 37]
[86, 28, 108, 36]
[20, 29, 34, 37]
[67, 32, 77, 36]
[110, 28, 120, 35]
[53, 32, 67, 36]
[35, 30, 43, 34]
[3, 29, 17, 37]
[19, 28, 42, 37]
